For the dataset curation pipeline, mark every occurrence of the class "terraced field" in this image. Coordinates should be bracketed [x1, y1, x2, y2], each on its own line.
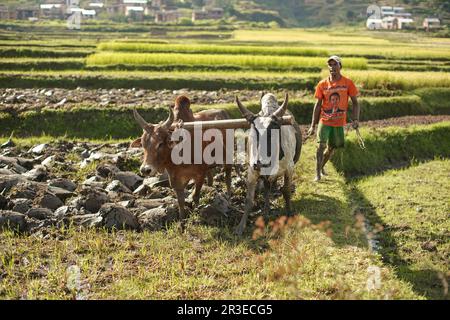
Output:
[0, 22, 449, 300]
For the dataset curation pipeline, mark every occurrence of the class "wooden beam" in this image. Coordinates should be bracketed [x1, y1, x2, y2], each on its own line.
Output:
[172, 115, 294, 130]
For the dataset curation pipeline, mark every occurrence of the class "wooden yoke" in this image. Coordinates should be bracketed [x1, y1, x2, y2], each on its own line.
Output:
[172, 115, 294, 130]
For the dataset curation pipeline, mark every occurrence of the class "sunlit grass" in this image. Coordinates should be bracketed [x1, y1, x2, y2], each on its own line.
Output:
[355, 159, 450, 299]
[0, 69, 318, 79]
[86, 52, 368, 70]
[329, 70, 450, 90]
[98, 42, 328, 57]
[232, 29, 392, 45]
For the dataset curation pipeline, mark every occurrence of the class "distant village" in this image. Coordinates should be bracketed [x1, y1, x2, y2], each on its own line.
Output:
[366, 5, 441, 31]
[0, 0, 224, 24]
[0, 1, 443, 31]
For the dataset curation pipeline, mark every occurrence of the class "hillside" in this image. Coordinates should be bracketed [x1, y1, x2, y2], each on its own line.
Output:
[223, 0, 449, 27]
[1, 0, 448, 27]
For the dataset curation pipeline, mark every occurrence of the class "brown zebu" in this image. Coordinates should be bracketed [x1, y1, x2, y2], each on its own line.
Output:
[171, 95, 230, 123]
[130, 107, 231, 224]
[171, 95, 232, 191]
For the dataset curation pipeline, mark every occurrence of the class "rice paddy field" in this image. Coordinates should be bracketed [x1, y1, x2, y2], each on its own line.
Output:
[0, 21, 449, 300]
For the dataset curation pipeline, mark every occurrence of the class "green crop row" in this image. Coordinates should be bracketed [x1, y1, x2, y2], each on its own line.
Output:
[98, 42, 329, 57]
[0, 72, 318, 90]
[333, 122, 450, 177]
[0, 48, 94, 58]
[86, 52, 368, 70]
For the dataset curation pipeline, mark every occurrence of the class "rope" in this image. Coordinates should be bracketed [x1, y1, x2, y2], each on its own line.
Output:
[355, 127, 366, 150]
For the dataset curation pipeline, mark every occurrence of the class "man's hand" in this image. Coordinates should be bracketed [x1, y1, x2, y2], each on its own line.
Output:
[307, 125, 316, 137]
[352, 120, 359, 129]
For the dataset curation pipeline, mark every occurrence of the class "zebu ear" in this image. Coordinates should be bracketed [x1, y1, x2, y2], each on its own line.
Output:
[130, 137, 142, 148]
[235, 95, 256, 122]
[273, 93, 289, 118]
[133, 109, 153, 133]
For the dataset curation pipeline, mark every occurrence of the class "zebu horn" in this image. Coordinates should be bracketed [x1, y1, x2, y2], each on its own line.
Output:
[162, 106, 174, 129]
[133, 109, 152, 133]
[273, 93, 289, 118]
[260, 91, 266, 103]
[235, 95, 255, 119]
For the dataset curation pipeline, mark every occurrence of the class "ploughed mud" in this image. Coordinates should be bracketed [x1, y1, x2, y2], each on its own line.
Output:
[0, 140, 288, 236]
[0, 88, 310, 114]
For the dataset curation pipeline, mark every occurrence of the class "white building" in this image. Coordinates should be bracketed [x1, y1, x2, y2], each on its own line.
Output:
[367, 18, 382, 30]
[423, 18, 441, 30]
[367, 5, 414, 30]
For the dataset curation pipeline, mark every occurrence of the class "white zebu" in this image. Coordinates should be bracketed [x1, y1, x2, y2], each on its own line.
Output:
[235, 93, 302, 235]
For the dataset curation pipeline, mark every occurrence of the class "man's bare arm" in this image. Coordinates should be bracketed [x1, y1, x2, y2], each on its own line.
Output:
[307, 99, 322, 136]
[311, 99, 322, 126]
[350, 96, 360, 128]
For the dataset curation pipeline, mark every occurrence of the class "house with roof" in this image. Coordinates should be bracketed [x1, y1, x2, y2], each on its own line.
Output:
[367, 5, 414, 30]
[423, 18, 441, 31]
[155, 9, 180, 23]
[40, 3, 65, 19]
[192, 7, 224, 21]
[0, 6, 17, 20]
[16, 7, 40, 20]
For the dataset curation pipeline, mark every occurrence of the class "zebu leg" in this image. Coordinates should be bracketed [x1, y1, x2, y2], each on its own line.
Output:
[174, 188, 187, 231]
[235, 170, 258, 236]
[224, 164, 232, 198]
[263, 178, 271, 215]
[282, 171, 293, 215]
[170, 173, 189, 230]
[192, 173, 206, 206]
[206, 171, 213, 186]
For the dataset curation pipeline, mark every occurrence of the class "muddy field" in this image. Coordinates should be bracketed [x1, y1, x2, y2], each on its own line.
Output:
[0, 138, 257, 236]
[0, 88, 311, 114]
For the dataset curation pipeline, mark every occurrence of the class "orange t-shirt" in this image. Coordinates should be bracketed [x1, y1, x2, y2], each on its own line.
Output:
[314, 76, 359, 127]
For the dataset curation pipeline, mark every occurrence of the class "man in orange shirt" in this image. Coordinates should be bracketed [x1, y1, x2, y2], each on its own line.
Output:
[307, 55, 360, 181]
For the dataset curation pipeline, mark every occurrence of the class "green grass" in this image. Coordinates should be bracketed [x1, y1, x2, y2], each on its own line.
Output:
[353, 159, 450, 299]
[86, 52, 368, 70]
[98, 42, 329, 57]
[1, 67, 448, 91]
[333, 122, 450, 178]
[0, 58, 85, 71]
[338, 70, 450, 90]
[0, 47, 94, 58]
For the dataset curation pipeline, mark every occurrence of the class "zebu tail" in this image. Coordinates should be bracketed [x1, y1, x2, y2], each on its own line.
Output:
[293, 122, 302, 164]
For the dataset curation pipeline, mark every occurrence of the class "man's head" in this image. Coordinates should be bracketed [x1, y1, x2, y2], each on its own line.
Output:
[327, 55, 342, 78]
